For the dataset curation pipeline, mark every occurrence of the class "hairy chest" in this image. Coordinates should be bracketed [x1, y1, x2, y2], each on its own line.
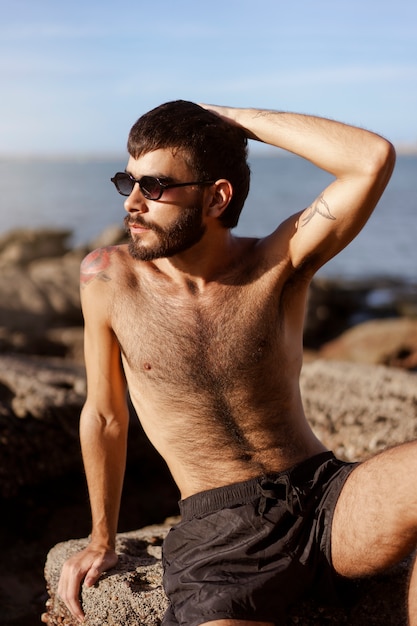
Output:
[112, 281, 284, 389]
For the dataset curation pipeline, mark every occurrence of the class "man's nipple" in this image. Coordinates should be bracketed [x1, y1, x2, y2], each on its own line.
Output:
[143, 362, 152, 371]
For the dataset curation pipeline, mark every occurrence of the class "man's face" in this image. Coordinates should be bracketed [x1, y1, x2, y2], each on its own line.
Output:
[123, 149, 207, 261]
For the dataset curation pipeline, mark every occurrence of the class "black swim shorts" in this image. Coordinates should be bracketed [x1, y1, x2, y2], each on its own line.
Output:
[161, 451, 357, 626]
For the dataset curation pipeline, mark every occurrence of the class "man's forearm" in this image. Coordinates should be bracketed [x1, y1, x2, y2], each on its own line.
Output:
[80, 404, 129, 549]
[202, 104, 395, 183]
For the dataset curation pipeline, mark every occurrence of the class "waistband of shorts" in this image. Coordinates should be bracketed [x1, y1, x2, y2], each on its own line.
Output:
[179, 451, 335, 521]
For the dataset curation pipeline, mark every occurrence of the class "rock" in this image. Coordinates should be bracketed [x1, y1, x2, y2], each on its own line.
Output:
[45, 327, 85, 363]
[42, 361, 417, 625]
[304, 276, 417, 348]
[320, 318, 417, 371]
[43, 522, 173, 626]
[301, 360, 417, 461]
[0, 227, 127, 358]
[0, 250, 84, 332]
[0, 354, 86, 497]
[304, 278, 369, 347]
[0, 228, 71, 268]
[0, 325, 69, 357]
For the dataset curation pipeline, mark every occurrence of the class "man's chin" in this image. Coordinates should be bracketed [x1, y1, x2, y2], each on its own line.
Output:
[127, 241, 161, 261]
[126, 221, 206, 261]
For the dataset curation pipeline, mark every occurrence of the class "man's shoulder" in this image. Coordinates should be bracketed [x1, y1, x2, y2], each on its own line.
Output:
[80, 244, 129, 289]
[236, 229, 314, 291]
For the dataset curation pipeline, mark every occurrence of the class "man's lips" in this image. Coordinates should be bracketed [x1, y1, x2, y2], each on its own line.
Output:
[125, 216, 152, 232]
[129, 222, 150, 231]
[124, 215, 159, 235]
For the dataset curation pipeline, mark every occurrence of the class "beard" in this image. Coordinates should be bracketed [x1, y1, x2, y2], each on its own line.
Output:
[124, 204, 206, 261]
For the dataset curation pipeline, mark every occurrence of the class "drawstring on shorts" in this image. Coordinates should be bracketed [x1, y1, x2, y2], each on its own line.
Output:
[178, 452, 335, 522]
[257, 474, 304, 517]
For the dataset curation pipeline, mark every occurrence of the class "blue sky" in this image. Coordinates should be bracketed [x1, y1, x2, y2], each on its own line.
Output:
[1, 0, 416, 156]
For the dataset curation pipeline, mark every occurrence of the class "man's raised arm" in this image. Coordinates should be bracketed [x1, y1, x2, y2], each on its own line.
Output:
[200, 104, 395, 273]
[57, 249, 129, 622]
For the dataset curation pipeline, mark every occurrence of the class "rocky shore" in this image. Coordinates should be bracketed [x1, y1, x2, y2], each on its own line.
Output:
[1, 227, 416, 625]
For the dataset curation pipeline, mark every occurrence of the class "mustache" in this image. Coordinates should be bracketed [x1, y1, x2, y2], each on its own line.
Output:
[124, 214, 157, 231]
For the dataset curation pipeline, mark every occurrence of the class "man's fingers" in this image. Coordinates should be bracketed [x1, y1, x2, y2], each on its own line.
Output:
[57, 548, 118, 621]
[58, 547, 117, 622]
[84, 563, 104, 587]
[84, 550, 119, 587]
[58, 583, 85, 623]
[57, 561, 86, 622]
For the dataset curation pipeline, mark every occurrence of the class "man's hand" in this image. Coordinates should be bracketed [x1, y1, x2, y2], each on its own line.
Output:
[199, 103, 237, 120]
[198, 103, 242, 126]
[199, 103, 262, 140]
[57, 544, 118, 622]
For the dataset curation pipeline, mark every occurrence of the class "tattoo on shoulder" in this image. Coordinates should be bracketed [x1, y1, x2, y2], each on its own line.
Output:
[301, 194, 336, 226]
[80, 246, 118, 288]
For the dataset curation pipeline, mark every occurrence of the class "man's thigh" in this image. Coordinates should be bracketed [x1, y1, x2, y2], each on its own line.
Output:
[331, 440, 417, 578]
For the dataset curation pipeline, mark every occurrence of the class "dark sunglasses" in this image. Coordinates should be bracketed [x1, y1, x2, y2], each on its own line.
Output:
[111, 172, 215, 200]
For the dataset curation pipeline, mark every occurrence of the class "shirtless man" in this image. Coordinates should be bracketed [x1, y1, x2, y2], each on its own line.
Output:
[58, 100, 417, 625]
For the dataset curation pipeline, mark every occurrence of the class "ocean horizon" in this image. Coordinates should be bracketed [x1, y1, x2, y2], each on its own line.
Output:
[1, 152, 416, 282]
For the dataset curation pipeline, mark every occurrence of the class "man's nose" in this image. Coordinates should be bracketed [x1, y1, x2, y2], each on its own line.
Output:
[124, 184, 148, 214]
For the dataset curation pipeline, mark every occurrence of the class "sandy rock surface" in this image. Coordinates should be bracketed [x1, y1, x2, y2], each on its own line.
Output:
[301, 359, 417, 461]
[43, 523, 173, 626]
[320, 317, 417, 370]
[0, 354, 86, 498]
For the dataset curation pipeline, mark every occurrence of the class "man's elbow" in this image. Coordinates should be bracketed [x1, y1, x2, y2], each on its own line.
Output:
[370, 138, 396, 184]
[80, 403, 129, 432]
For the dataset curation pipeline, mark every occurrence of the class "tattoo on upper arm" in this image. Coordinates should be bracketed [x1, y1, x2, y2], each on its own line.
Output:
[301, 194, 336, 226]
[254, 110, 276, 119]
[80, 246, 117, 288]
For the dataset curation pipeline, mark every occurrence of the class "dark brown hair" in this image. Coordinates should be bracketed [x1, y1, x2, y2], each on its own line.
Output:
[127, 100, 250, 228]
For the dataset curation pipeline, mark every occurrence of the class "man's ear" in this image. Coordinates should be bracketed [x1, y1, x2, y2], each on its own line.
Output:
[205, 179, 233, 218]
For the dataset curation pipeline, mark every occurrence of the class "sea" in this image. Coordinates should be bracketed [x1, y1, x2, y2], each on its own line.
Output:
[0, 153, 416, 282]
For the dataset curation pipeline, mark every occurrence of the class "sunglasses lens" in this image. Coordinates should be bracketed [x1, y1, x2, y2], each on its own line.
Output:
[111, 173, 164, 199]
[112, 173, 134, 196]
[139, 176, 161, 200]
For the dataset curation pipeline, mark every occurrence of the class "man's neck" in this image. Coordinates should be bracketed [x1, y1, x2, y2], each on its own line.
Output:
[150, 231, 241, 291]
